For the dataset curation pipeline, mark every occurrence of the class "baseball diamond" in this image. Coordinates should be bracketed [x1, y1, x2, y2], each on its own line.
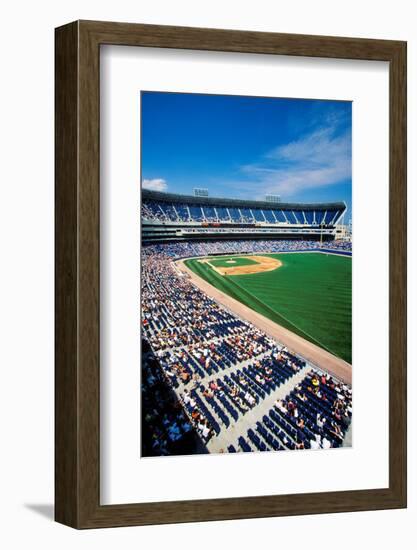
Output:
[186, 252, 351, 363]
[201, 255, 283, 276]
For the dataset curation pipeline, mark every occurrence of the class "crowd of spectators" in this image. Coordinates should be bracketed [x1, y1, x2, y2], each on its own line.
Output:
[230, 369, 352, 453]
[141, 342, 206, 456]
[141, 239, 352, 456]
[143, 238, 351, 261]
[141, 199, 342, 226]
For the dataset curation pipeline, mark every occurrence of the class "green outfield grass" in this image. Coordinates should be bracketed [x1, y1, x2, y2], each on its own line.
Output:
[185, 252, 352, 363]
[209, 256, 259, 268]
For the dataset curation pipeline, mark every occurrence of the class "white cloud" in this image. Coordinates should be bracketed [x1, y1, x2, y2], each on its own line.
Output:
[239, 125, 351, 197]
[142, 178, 168, 192]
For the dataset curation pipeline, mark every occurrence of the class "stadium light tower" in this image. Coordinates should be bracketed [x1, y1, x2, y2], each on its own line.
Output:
[193, 188, 209, 198]
[265, 194, 281, 203]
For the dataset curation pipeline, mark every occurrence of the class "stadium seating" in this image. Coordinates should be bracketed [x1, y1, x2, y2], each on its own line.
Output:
[143, 239, 352, 260]
[141, 239, 352, 456]
[142, 199, 342, 226]
[141, 190, 345, 228]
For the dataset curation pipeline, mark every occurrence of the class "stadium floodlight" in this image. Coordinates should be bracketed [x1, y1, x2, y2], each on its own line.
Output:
[265, 194, 281, 203]
[193, 188, 209, 197]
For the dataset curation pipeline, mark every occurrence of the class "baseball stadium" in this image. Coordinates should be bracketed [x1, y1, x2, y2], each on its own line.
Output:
[141, 189, 352, 457]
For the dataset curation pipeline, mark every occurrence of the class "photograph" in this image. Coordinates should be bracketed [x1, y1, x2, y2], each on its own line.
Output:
[140, 92, 352, 457]
[0, 0, 409, 539]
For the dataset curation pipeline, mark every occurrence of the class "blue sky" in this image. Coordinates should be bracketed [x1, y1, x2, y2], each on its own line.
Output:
[141, 92, 352, 215]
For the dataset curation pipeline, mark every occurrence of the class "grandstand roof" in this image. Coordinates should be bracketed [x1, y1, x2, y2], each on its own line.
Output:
[142, 189, 346, 211]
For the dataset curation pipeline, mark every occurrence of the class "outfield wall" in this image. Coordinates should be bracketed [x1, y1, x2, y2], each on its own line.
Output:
[318, 248, 352, 257]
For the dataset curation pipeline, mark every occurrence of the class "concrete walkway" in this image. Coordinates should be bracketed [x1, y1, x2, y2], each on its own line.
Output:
[207, 365, 310, 453]
[163, 342, 270, 396]
[343, 423, 353, 447]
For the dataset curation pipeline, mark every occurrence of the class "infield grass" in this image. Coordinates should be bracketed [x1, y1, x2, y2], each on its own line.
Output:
[185, 252, 351, 363]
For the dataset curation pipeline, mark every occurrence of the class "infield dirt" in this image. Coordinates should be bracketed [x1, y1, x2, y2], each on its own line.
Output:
[200, 255, 282, 276]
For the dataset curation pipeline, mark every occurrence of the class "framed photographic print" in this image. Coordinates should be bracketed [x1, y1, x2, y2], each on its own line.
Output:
[55, 20, 407, 528]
